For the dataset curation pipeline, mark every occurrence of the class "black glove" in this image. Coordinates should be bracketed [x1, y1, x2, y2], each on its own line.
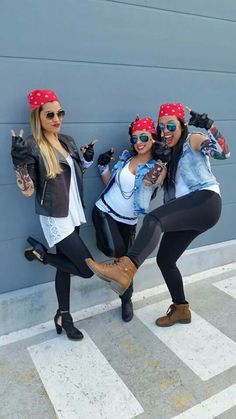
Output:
[81, 142, 95, 162]
[11, 134, 31, 167]
[97, 149, 114, 166]
[152, 140, 172, 163]
[188, 110, 214, 130]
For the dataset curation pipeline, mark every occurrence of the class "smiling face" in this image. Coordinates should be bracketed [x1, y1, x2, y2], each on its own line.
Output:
[131, 130, 154, 156]
[39, 101, 64, 135]
[158, 115, 183, 148]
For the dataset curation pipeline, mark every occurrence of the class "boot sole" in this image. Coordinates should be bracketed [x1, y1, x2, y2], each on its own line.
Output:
[85, 259, 126, 296]
[156, 318, 191, 327]
[110, 280, 126, 296]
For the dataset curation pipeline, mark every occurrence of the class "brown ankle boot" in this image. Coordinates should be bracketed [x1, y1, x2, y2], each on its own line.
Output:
[85, 257, 137, 296]
[155, 303, 191, 327]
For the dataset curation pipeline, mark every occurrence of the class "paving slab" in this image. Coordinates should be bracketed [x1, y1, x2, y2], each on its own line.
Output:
[0, 264, 235, 419]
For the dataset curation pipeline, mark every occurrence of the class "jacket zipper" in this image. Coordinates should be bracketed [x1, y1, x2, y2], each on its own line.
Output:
[40, 180, 48, 205]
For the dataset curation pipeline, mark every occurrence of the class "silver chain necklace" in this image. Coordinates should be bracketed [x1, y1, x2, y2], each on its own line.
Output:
[116, 167, 135, 200]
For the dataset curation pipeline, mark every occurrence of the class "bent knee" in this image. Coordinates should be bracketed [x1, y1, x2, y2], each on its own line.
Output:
[143, 213, 161, 230]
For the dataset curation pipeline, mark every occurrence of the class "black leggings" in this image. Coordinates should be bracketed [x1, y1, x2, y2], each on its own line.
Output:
[92, 205, 136, 302]
[127, 190, 222, 304]
[44, 227, 93, 312]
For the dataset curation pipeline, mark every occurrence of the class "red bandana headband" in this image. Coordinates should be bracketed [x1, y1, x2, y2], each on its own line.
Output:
[131, 117, 156, 134]
[27, 89, 59, 110]
[158, 103, 185, 121]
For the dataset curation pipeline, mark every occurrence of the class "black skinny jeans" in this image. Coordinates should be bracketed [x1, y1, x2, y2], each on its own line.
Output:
[127, 190, 222, 304]
[44, 227, 93, 312]
[92, 205, 136, 302]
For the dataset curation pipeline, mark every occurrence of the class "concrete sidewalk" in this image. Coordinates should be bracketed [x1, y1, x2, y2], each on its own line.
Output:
[0, 262, 236, 419]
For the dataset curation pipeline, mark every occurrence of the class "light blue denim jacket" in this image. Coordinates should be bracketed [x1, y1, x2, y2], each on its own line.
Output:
[101, 150, 159, 216]
[164, 134, 219, 203]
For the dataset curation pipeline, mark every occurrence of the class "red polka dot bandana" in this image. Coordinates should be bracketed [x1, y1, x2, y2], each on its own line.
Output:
[27, 89, 59, 110]
[158, 103, 185, 121]
[131, 117, 156, 134]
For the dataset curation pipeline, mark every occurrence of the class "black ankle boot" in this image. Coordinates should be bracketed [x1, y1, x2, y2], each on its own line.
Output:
[121, 300, 134, 322]
[54, 310, 84, 340]
[24, 236, 47, 263]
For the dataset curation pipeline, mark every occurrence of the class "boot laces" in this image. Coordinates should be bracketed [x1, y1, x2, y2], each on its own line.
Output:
[106, 258, 120, 266]
[166, 304, 176, 317]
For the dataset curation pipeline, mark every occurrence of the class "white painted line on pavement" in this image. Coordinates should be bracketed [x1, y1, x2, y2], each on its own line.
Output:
[135, 299, 236, 381]
[213, 277, 236, 299]
[0, 262, 235, 347]
[171, 384, 236, 418]
[28, 331, 144, 419]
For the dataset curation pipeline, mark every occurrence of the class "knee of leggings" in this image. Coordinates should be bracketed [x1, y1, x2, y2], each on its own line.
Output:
[143, 213, 161, 231]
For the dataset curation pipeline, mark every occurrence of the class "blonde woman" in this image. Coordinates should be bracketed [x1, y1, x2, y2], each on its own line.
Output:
[11, 89, 96, 340]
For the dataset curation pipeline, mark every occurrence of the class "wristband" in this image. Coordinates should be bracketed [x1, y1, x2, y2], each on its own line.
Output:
[98, 164, 109, 175]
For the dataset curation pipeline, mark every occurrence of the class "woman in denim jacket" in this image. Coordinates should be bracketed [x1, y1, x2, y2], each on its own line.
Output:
[92, 116, 167, 322]
[86, 104, 230, 326]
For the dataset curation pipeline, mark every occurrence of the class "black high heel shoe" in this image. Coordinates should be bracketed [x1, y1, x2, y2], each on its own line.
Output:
[24, 236, 47, 263]
[54, 310, 84, 341]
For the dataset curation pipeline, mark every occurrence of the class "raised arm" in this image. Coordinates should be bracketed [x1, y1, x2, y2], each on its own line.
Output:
[80, 139, 97, 169]
[97, 148, 115, 186]
[187, 108, 230, 160]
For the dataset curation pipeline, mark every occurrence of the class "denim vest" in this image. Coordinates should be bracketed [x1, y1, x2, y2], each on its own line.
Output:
[164, 134, 219, 203]
[101, 150, 159, 216]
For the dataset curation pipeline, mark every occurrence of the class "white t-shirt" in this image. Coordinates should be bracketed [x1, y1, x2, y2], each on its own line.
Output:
[40, 155, 86, 247]
[96, 163, 137, 225]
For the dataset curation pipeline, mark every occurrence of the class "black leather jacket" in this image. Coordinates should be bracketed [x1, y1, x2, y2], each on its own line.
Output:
[12, 133, 86, 217]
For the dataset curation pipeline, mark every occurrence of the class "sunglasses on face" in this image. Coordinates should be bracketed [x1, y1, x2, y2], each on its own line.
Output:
[130, 133, 150, 145]
[44, 110, 65, 120]
[158, 123, 177, 132]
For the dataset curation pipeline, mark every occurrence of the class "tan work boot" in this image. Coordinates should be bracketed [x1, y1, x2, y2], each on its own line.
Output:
[85, 257, 137, 296]
[155, 303, 191, 327]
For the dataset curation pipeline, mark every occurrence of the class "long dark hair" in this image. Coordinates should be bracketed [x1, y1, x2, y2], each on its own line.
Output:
[157, 118, 188, 189]
[166, 118, 188, 187]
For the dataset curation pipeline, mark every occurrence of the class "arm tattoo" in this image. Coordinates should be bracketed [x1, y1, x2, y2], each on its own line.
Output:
[200, 124, 230, 160]
[15, 165, 34, 196]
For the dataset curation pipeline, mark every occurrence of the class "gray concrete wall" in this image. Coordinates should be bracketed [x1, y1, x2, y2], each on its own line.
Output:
[0, 0, 236, 294]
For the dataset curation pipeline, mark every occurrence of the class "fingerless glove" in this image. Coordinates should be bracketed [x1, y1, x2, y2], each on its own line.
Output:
[188, 110, 214, 130]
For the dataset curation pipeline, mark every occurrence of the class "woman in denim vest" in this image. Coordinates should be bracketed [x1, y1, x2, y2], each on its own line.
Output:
[92, 117, 167, 322]
[86, 103, 230, 326]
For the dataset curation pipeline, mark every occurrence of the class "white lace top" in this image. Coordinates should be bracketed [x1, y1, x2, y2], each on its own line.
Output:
[40, 155, 86, 247]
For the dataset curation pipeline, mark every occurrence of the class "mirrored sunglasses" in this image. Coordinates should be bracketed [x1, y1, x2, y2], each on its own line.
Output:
[130, 133, 150, 145]
[45, 110, 65, 120]
[158, 123, 177, 132]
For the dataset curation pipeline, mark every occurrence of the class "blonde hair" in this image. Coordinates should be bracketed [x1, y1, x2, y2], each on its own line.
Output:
[30, 106, 63, 178]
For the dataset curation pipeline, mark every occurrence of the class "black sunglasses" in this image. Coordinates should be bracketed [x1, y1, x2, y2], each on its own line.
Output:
[158, 123, 177, 132]
[130, 133, 150, 145]
[44, 110, 65, 120]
